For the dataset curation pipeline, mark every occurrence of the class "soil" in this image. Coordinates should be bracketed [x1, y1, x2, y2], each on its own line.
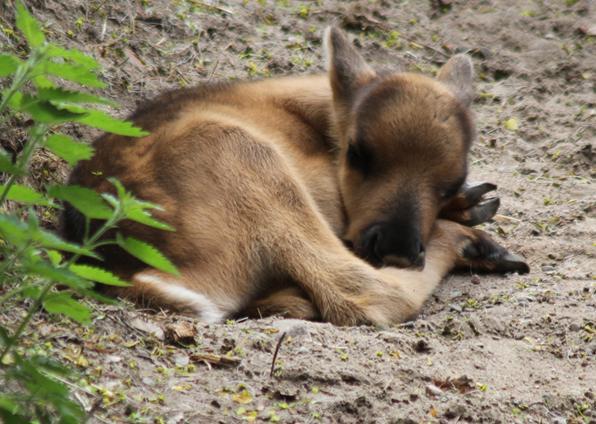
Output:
[0, 0, 594, 423]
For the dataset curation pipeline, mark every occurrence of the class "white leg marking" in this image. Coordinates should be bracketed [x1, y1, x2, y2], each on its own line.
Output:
[135, 273, 225, 323]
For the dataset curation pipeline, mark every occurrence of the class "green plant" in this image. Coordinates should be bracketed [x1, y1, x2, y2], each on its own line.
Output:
[0, 3, 177, 422]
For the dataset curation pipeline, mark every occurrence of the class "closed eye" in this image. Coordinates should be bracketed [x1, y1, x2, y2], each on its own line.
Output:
[346, 142, 371, 172]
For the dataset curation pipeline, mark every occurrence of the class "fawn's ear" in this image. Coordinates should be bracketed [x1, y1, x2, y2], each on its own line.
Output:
[437, 54, 475, 107]
[324, 26, 376, 104]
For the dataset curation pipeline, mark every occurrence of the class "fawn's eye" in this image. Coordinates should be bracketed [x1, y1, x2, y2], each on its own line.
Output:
[346, 142, 371, 172]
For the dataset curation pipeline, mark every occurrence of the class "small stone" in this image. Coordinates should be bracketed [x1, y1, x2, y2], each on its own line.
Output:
[471, 275, 481, 285]
[425, 384, 443, 397]
[272, 319, 308, 337]
[569, 323, 581, 332]
[449, 303, 463, 313]
[174, 354, 189, 367]
[450, 290, 463, 298]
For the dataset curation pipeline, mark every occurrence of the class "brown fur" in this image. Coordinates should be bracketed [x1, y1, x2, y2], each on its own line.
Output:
[63, 27, 526, 326]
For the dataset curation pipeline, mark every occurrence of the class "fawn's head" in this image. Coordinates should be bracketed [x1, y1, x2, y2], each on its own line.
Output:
[325, 27, 476, 268]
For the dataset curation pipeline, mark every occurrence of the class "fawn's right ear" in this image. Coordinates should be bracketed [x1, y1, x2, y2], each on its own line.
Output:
[324, 27, 376, 104]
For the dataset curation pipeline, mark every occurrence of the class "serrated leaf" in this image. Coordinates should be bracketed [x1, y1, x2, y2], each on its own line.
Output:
[48, 185, 113, 220]
[0, 213, 28, 247]
[39, 87, 115, 106]
[108, 178, 174, 231]
[0, 149, 24, 176]
[25, 260, 94, 291]
[117, 234, 179, 275]
[42, 292, 92, 324]
[45, 134, 94, 166]
[15, 1, 45, 48]
[46, 44, 99, 69]
[69, 264, 130, 287]
[22, 285, 41, 300]
[32, 74, 55, 88]
[11, 94, 87, 123]
[74, 109, 149, 137]
[0, 213, 98, 257]
[125, 208, 174, 231]
[41, 62, 105, 88]
[0, 183, 54, 206]
[0, 54, 21, 77]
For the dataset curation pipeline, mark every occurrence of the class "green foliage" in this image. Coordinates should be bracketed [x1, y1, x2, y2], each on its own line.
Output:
[0, 2, 176, 422]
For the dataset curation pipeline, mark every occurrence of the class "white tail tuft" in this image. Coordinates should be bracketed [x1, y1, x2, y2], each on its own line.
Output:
[135, 272, 225, 323]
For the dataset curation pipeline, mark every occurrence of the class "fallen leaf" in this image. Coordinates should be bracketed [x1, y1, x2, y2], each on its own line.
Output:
[130, 318, 165, 340]
[165, 321, 197, 345]
[190, 352, 241, 367]
[232, 389, 253, 404]
[503, 118, 519, 131]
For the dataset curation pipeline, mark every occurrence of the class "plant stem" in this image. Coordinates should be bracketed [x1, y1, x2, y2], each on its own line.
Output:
[0, 205, 122, 365]
[0, 283, 36, 304]
[0, 123, 47, 205]
[0, 279, 54, 365]
[0, 46, 46, 120]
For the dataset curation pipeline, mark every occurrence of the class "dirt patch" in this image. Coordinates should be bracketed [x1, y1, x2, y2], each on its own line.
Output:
[1, 0, 594, 422]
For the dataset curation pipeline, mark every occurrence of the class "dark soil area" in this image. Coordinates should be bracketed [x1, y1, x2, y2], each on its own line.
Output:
[0, 0, 594, 422]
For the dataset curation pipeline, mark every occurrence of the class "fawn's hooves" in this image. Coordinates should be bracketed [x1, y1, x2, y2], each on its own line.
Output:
[440, 181, 500, 226]
[457, 228, 530, 274]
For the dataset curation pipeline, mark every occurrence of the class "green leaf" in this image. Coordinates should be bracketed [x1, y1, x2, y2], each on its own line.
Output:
[11, 356, 84, 424]
[74, 108, 149, 137]
[0, 183, 54, 206]
[0, 213, 98, 257]
[32, 74, 54, 88]
[0, 396, 19, 415]
[10, 93, 88, 123]
[117, 234, 179, 276]
[46, 44, 99, 69]
[48, 185, 113, 220]
[22, 285, 42, 300]
[126, 207, 174, 231]
[108, 179, 174, 231]
[25, 260, 94, 291]
[47, 249, 63, 265]
[0, 149, 24, 176]
[69, 264, 130, 287]
[42, 62, 105, 88]
[45, 134, 94, 166]
[42, 292, 92, 324]
[39, 87, 116, 106]
[0, 54, 21, 77]
[0, 213, 29, 247]
[15, 1, 45, 48]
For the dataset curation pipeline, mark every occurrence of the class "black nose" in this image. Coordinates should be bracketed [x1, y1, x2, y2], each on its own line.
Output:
[359, 224, 425, 268]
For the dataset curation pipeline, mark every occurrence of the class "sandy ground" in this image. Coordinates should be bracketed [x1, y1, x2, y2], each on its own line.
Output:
[0, 0, 594, 422]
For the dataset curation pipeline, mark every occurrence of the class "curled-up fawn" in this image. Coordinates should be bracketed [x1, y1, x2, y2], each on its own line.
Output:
[62, 27, 529, 325]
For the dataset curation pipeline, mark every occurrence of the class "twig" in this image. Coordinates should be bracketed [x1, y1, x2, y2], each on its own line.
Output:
[270, 331, 287, 377]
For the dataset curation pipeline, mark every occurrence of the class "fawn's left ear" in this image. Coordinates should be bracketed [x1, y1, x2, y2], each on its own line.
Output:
[437, 54, 475, 107]
[324, 26, 376, 104]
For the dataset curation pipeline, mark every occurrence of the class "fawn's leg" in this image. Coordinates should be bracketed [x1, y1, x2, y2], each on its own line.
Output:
[241, 286, 319, 320]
